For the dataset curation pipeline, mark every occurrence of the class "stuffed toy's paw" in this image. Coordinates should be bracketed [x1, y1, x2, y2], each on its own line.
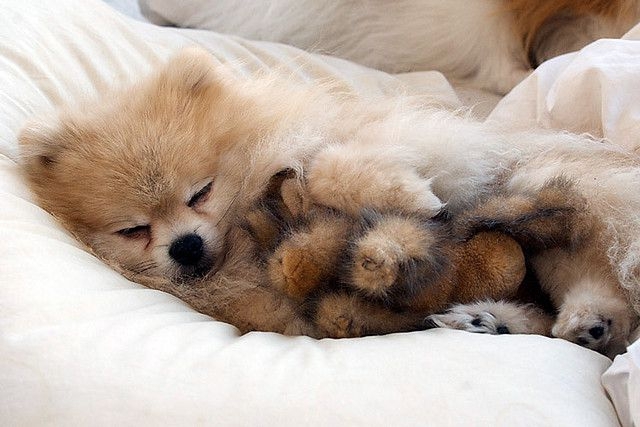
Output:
[243, 169, 354, 301]
[267, 213, 352, 301]
[314, 292, 426, 338]
[346, 209, 447, 303]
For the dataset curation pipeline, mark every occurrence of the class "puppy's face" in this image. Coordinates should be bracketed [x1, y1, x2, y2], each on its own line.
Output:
[19, 48, 269, 283]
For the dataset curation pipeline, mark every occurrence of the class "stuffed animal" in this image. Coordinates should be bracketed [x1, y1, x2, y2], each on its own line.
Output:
[243, 170, 583, 338]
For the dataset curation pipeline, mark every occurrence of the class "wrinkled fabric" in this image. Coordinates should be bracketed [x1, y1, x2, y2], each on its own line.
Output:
[490, 27, 640, 153]
[603, 338, 640, 427]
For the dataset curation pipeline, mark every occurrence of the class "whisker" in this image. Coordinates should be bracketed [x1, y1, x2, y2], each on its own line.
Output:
[136, 265, 159, 274]
[130, 260, 159, 273]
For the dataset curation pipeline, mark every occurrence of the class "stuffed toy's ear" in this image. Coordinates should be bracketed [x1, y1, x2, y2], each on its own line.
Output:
[159, 46, 222, 95]
[275, 169, 308, 219]
[243, 169, 299, 252]
[261, 168, 308, 219]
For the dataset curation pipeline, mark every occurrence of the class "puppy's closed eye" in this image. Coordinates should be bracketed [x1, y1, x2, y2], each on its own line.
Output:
[117, 225, 151, 240]
[188, 181, 213, 208]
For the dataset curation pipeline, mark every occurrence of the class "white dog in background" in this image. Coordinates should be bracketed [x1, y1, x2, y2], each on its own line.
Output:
[141, 0, 640, 94]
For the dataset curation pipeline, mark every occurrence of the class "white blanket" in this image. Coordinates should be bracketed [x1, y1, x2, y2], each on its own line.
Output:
[0, 0, 637, 425]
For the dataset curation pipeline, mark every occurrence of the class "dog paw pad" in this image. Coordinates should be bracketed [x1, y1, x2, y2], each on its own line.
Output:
[496, 325, 510, 335]
[553, 315, 613, 351]
[588, 325, 605, 340]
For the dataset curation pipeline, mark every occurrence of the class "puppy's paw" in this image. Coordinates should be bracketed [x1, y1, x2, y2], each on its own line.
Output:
[347, 211, 446, 302]
[396, 175, 445, 215]
[426, 310, 508, 334]
[552, 299, 630, 357]
[307, 145, 444, 216]
[425, 305, 512, 335]
[313, 292, 424, 338]
[553, 314, 612, 350]
[425, 300, 553, 336]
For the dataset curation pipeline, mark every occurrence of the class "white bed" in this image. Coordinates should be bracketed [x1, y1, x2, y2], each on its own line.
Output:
[0, 1, 638, 425]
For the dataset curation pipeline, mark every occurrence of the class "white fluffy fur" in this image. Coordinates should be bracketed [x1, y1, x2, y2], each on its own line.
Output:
[144, 0, 528, 94]
[141, 0, 639, 94]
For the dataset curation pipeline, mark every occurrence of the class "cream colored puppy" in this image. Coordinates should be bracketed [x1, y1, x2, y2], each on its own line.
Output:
[20, 48, 640, 355]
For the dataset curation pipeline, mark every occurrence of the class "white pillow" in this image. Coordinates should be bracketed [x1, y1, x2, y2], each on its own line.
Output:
[0, 0, 623, 425]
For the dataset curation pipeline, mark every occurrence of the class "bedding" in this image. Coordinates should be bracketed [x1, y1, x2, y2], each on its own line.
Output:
[490, 25, 640, 153]
[0, 0, 637, 425]
[603, 339, 640, 427]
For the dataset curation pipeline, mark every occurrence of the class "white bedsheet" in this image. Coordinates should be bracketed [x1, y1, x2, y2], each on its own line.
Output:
[0, 1, 636, 425]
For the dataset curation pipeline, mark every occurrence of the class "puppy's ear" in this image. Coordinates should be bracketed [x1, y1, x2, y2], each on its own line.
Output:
[160, 46, 222, 95]
[18, 119, 66, 173]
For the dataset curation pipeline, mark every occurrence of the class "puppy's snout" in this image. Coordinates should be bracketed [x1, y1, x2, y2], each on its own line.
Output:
[169, 233, 204, 266]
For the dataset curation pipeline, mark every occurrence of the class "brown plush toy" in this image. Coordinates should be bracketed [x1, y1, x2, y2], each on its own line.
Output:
[244, 170, 579, 338]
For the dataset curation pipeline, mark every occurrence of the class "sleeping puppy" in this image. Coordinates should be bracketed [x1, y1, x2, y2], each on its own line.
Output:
[142, 0, 640, 94]
[19, 48, 640, 356]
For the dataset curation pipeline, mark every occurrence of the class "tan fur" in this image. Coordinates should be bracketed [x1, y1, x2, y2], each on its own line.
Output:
[350, 215, 441, 298]
[18, 48, 640, 354]
[314, 293, 423, 338]
[447, 232, 525, 304]
[347, 226, 524, 313]
[268, 214, 352, 301]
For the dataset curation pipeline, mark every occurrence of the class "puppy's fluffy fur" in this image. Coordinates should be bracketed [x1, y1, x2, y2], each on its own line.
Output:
[20, 48, 640, 356]
[144, 0, 640, 94]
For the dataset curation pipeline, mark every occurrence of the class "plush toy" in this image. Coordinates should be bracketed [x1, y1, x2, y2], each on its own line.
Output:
[243, 170, 580, 338]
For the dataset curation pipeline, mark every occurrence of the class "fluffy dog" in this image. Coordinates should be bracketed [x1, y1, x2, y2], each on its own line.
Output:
[143, 0, 640, 94]
[19, 48, 640, 356]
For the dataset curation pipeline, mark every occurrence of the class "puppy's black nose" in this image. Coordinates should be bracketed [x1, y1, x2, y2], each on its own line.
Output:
[169, 234, 204, 266]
